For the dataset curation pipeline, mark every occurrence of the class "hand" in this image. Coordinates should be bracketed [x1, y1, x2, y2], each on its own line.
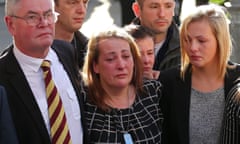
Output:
[152, 70, 160, 79]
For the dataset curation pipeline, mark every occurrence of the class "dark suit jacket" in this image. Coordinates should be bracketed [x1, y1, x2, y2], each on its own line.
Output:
[72, 31, 88, 69]
[159, 64, 240, 144]
[0, 86, 19, 144]
[153, 22, 180, 71]
[0, 40, 88, 144]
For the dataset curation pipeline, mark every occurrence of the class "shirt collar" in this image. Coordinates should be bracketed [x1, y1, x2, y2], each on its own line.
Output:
[13, 43, 57, 72]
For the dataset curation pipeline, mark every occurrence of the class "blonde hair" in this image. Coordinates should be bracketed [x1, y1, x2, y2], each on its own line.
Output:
[82, 26, 143, 111]
[180, 4, 232, 80]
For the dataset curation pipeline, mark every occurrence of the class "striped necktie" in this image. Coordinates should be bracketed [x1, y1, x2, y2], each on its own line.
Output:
[41, 60, 72, 144]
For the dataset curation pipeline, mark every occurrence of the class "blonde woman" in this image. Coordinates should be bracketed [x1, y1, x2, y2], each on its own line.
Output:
[159, 5, 240, 144]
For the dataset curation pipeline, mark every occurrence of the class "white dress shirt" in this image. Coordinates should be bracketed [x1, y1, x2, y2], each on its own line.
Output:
[13, 45, 83, 144]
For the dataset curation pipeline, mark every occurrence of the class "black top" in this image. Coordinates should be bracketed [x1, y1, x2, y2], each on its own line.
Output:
[159, 64, 240, 144]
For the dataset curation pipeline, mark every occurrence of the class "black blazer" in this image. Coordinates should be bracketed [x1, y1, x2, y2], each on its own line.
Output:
[0, 86, 19, 144]
[0, 40, 88, 144]
[159, 64, 240, 144]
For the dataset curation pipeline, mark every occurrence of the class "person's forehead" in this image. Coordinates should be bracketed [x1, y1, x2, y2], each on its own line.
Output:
[143, 0, 175, 4]
[57, 0, 87, 3]
[15, 0, 53, 13]
[99, 37, 129, 46]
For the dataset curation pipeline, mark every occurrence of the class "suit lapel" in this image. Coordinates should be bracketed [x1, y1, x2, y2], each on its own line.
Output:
[172, 69, 191, 144]
[5, 48, 50, 140]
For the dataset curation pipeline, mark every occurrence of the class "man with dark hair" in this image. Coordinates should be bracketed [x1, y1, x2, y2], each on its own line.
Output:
[54, 0, 89, 69]
[132, 0, 180, 71]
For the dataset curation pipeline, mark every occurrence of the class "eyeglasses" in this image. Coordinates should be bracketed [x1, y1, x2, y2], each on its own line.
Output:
[10, 12, 58, 26]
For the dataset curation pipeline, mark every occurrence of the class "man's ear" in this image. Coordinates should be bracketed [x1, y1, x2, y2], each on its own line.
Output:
[132, 2, 141, 17]
[4, 16, 15, 36]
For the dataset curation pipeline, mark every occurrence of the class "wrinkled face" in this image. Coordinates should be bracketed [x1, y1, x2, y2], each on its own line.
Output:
[55, 0, 88, 32]
[138, 0, 175, 34]
[93, 38, 134, 89]
[5, 0, 55, 57]
[185, 20, 218, 69]
[136, 36, 155, 74]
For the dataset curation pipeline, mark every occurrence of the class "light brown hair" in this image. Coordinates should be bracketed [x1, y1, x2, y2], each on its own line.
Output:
[82, 26, 143, 111]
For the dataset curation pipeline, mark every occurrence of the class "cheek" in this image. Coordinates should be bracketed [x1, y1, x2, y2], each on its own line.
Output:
[150, 56, 155, 64]
[184, 46, 192, 55]
[16, 26, 34, 39]
[99, 64, 114, 75]
[140, 12, 152, 21]
[208, 48, 218, 60]
[128, 59, 135, 70]
[168, 9, 175, 17]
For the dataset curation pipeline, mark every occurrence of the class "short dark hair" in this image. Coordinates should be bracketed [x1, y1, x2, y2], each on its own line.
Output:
[135, 0, 145, 8]
[124, 24, 155, 41]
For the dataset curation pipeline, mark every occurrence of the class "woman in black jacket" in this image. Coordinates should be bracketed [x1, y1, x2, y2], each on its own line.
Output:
[159, 4, 240, 144]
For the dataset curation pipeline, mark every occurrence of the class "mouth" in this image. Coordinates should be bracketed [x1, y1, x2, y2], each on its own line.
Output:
[116, 73, 128, 78]
[37, 32, 52, 38]
[37, 32, 53, 38]
[74, 18, 84, 23]
[155, 19, 168, 26]
[190, 55, 201, 60]
[143, 67, 152, 72]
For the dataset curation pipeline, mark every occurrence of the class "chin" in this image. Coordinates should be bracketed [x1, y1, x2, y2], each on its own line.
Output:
[41, 40, 53, 48]
[73, 24, 82, 31]
[191, 63, 204, 68]
[113, 82, 129, 88]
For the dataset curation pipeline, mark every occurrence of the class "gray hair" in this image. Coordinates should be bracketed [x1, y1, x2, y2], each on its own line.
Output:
[5, 0, 20, 16]
[5, 0, 55, 16]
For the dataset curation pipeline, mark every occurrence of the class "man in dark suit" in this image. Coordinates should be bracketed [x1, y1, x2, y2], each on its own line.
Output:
[54, 0, 89, 69]
[0, 86, 19, 144]
[1, 0, 87, 143]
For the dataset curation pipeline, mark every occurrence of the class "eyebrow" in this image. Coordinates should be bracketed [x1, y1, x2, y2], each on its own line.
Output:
[26, 9, 52, 15]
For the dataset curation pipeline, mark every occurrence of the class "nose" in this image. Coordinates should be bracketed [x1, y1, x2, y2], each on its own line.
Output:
[142, 54, 149, 64]
[38, 16, 49, 26]
[158, 6, 165, 17]
[76, 2, 87, 13]
[189, 41, 199, 52]
[116, 58, 126, 69]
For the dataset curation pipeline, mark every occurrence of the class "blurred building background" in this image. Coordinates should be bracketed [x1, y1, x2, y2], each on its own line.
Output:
[0, 1, 12, 51]
[227, 0, 240, 63]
